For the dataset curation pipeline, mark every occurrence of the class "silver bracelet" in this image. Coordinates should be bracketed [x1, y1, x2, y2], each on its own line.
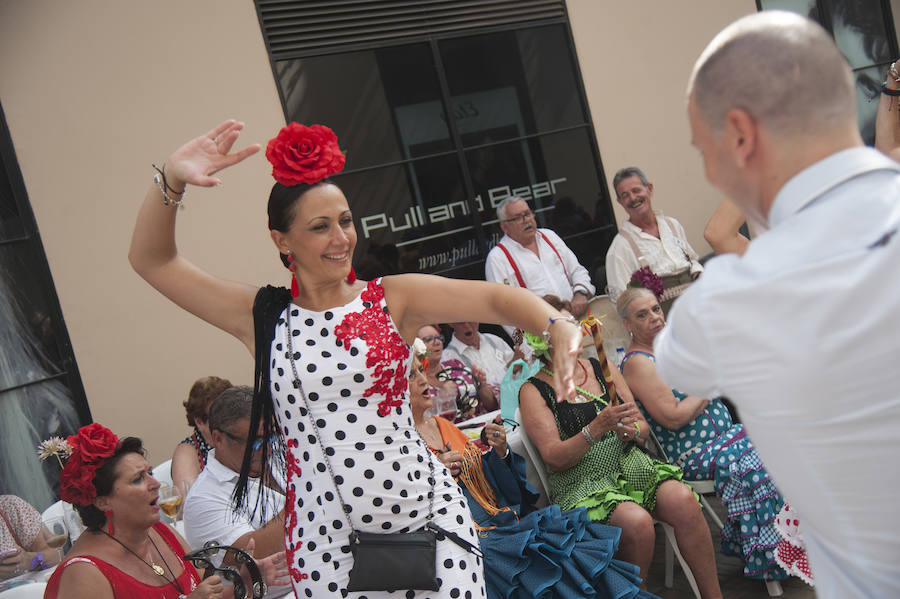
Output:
[153, 172, 185, 208]
[541, 314, 579, 342]
[581, 425, 596, 445]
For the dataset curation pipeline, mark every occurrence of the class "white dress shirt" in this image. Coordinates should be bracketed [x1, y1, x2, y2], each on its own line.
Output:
[183, 450, 285, 560]
[605, 212, 703, 303]
[654, 147, 900, 599]
[443, 332, 514, 387]
[485, 228, 596, 301]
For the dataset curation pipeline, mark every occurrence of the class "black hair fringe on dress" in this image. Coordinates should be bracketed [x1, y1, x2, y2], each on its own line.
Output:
[233, 285, 292, 523]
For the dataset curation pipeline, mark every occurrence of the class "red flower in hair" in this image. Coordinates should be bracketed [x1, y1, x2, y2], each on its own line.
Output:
[59, 452, 99, 506]
[69, 422, 119, 462]
[59, 423, 120, 506]
[266, 123, 346, 186]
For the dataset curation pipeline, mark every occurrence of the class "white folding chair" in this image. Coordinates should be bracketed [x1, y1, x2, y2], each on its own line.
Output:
[152, 458, 174, 487]
[644, 426, 783, 597]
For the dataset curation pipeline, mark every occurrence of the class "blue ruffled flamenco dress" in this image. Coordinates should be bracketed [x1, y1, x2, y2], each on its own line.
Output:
[432, 416, 657, 599]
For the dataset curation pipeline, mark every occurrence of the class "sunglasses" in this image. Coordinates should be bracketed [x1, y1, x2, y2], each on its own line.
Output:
[421, 335, 442, 345]
[220, 430, 278, 452]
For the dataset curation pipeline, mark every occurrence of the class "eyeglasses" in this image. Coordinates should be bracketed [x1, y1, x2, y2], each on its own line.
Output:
[220, 430, 278, 452]
[421, 335, 442, 346]
[502, 210, 534, 225]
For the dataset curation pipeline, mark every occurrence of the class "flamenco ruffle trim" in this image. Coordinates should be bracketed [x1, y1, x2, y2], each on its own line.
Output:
[573, 462, 685, 523]
[702, 439, 787, 580]
[481, 505, 658, 599]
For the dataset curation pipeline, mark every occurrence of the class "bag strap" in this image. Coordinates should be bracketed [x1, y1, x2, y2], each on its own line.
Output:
[496, 243, 527, 287]
[425, 521, 483, 558]
[284, 308, 436, 534]
[0, 507, 23, 547]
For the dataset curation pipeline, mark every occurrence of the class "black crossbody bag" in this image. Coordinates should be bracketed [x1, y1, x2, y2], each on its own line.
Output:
[284, 308, 481, 592]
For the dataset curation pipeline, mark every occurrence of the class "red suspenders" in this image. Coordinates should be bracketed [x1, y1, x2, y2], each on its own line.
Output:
[497, 231, 572, 288]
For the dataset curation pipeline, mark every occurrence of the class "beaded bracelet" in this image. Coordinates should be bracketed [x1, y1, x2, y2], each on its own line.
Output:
[541, 314, 579, 342]
[882, 82, 900, 97]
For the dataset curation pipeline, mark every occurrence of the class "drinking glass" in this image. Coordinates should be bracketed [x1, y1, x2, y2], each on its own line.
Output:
[158, 484, 184, 523]
[42, 516, 69, 564]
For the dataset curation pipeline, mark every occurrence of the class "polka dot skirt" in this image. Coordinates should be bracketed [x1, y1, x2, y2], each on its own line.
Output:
[270, 279, 485, 598]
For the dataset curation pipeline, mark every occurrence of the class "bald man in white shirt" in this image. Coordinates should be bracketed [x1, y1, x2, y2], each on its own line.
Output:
[655, 12, 900, 598]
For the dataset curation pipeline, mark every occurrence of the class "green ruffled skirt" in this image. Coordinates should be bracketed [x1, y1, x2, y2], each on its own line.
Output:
[549, 432, 687, 523]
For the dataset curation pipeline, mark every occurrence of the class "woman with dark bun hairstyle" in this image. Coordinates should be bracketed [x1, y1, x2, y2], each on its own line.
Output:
[129, 120, 584, 598]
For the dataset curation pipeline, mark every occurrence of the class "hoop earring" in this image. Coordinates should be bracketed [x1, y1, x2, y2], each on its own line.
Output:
[104, 510, 114, 536]
[346, 267, 356, 284]
[287, 254, 299, 298]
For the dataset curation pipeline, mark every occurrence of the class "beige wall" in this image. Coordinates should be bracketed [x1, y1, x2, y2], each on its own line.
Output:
[0, 1, 286, 463]
[567, 0, 757, 256]
[0, 1, 893, 463]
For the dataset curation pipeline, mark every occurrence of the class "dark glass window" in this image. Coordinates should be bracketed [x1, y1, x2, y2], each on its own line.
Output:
[277, 43, 452, 170]
[0, 103, 89, 510]
[439, 25, 585, 147]
[269, 19, 613, 288]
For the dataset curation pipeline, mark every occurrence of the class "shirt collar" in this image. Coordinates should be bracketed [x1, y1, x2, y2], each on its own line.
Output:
[770, 147, 900, 227]
[204, 450, 240, 483]
[447, 334, 479, 354]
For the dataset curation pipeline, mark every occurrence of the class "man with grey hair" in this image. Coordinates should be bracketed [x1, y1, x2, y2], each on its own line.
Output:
[605, 166, 704, 312]
[183, 385, 288, 591]
[485, 196, 595, 317]
[654, 11, 900, 597]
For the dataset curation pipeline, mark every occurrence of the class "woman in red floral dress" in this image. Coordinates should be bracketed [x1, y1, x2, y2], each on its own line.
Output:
[129, 120, 583, 598]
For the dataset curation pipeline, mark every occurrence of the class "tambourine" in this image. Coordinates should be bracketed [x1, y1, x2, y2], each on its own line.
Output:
[183, 542, 267, 599]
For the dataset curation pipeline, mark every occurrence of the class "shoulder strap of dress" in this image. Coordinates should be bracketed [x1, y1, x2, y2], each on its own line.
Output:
[586, 357, 610, 398]
[496, 243, 527, 287]
[620, 350, 654, 371]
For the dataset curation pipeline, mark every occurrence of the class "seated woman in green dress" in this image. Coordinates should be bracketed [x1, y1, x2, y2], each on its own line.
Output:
[518, 296, 723, 598]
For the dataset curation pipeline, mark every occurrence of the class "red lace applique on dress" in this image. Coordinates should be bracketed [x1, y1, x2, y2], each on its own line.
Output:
[333, 279, 410, 416]
[283, 439, 308, 584]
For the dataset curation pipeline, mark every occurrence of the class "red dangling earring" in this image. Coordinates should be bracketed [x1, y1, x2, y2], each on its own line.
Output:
[346, 267, 356, 284]
[104, 510, 114, 536]
[287, 254, 299, 298]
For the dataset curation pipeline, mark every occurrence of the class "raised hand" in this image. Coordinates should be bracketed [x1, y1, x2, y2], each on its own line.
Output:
[164, 120, 261, 189]
[548, 319, 582, 402]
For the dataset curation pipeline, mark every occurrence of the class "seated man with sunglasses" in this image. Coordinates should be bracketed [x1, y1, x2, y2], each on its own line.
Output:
[485, 196, 595, 318]
[183, 386, 286, 576]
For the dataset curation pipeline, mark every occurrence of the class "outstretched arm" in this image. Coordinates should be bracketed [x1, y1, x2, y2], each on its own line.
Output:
[129, 120, 261, 352]
[384, 274, 582, 401]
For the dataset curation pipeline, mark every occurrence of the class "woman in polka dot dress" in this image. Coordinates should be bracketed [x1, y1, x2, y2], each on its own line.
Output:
[618, 287, 787, 581]
[129, 120, 584, 598]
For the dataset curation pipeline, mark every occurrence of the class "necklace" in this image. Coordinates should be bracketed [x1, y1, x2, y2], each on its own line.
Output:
[540, 367, 608, 406]
[101, 530, 184, 594]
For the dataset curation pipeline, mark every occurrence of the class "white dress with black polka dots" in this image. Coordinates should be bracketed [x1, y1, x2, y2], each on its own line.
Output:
[269, 279, 486, 599]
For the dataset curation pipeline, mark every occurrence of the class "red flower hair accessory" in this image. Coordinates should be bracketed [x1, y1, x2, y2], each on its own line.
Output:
[265, 123, 346, 186]
[627, 267, 665, 302]
[58, 423, 120, 506]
